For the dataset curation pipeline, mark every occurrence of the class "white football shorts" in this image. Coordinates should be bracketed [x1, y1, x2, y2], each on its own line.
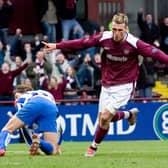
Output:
[99, 82, 135, 115]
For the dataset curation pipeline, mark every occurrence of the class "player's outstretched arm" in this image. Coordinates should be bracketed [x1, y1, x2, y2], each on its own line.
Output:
[42, 41, 57, 52]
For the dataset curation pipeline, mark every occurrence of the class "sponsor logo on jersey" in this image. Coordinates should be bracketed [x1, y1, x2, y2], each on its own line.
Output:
[106, 54, 128, 62]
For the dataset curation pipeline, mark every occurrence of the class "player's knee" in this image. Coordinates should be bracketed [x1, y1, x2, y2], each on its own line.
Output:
[99, 112, 111, 127]
[106, 105, 117, 115]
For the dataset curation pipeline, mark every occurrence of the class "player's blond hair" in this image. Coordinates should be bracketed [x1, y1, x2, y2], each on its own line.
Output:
[14, 84, 33, 94]
[112, 13, 128, 26]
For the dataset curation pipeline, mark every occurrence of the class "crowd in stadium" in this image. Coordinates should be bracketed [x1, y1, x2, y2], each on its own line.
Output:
[0, 0, 168, 104]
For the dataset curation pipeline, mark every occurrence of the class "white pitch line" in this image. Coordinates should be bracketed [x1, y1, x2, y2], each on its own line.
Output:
[0, 162, 22, 166]
[7, 150, 28, 154]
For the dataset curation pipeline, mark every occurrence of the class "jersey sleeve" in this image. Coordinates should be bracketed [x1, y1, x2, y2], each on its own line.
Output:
[137, 40, 168, 64]
[56, 33, 102, 50]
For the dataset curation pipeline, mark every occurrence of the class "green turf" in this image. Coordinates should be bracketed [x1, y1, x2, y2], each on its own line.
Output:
[0, 141, 168, 168]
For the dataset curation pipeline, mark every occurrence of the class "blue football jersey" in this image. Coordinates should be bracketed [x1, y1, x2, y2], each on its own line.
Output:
[16, 90, 56, 111]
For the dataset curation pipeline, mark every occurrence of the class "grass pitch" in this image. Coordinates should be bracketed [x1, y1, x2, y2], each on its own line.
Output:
[0, 140, 168, 168]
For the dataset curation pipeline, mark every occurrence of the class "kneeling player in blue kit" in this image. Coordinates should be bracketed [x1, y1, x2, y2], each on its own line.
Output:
[0, 84, 62, 156]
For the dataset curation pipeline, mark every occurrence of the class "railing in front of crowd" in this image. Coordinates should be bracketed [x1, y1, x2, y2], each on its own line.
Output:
[0, 97, 168, 105]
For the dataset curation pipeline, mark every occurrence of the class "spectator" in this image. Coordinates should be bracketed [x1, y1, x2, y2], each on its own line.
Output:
[12, 56, 27, 89]
[136, 57, 156, 98]
[51, 51, 70, 83]
[35, 0, 58, 42]
[26, 50, 52, 89]
[10, 28, 23, 57]
[42, 35, 49, 43]
[137, 8, 160, 89]
[0, 61, 29, 101]
[158, 17, 168, 74]
[4, 43, 12, 65]
[3, 44, 23, 70]
[159, 17, 168, 54]
[90, 53, 101, 98]
[22, 42, 34, 63]
[55, 52, 70, 73]
[4, 45, 34, 87]
[31, 34, 44, 57]
[76, 53, 94, 88]
[137, 8, 160, 46]
[63, 66, 80, 102]
[0, 0, 13, 46]
[42, 75, 68, 103]
[57, 0, 84, 40]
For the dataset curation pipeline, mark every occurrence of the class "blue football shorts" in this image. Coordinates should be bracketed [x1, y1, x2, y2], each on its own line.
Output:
[16, 96, 58, 133]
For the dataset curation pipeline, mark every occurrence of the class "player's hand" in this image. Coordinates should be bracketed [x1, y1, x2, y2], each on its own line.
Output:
[41, 41, 56, 52]
[55, 145, 62, 155]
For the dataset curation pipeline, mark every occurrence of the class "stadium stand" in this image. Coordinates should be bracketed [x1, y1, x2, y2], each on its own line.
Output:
[152, 81, 168, 98]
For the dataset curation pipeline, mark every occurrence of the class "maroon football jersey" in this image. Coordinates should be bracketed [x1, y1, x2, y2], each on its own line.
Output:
[56, 31, 168, 86]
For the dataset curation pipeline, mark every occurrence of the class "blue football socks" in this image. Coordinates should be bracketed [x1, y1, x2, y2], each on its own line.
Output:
[57, 127, 63, 146]
[39, 140, 54, 155]
[0, 130, 11, 150]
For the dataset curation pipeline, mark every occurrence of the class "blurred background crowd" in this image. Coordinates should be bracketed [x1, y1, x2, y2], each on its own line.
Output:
[0, 0, 168, 104]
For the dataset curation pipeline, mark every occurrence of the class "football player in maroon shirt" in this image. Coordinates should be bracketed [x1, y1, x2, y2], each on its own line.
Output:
[42, 13, 168, 157]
